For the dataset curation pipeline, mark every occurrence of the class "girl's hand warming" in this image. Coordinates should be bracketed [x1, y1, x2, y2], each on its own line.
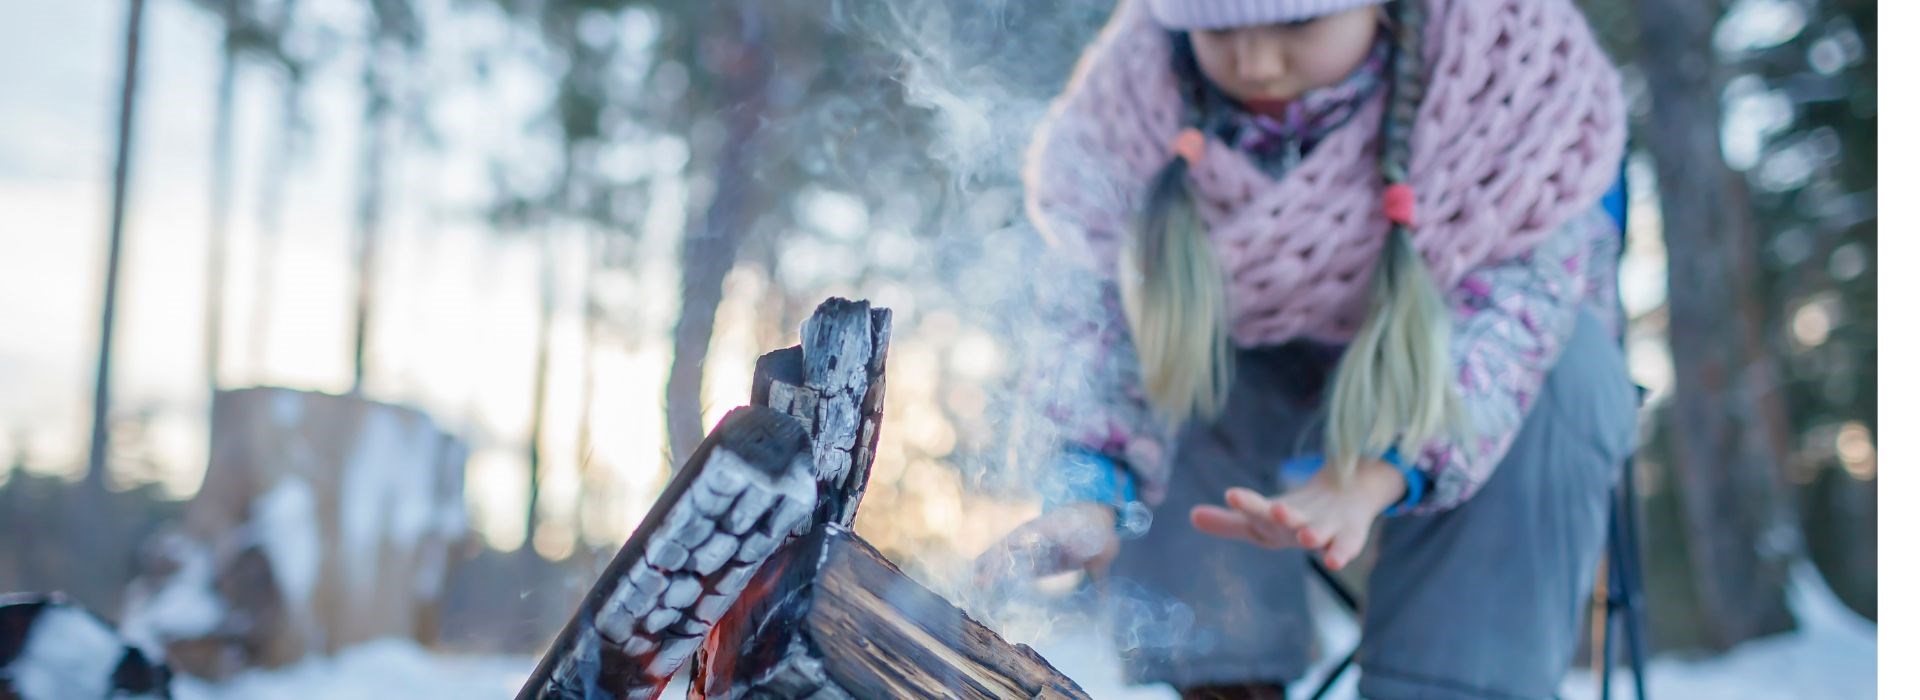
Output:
[1190, 459, 1407, 570]
[971, 503, 1122, 587]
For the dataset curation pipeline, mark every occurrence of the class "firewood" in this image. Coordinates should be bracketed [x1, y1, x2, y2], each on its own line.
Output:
[750, 298, 890, 528]
[525, 297, 1089, 699]
[518, 406, 817, 700]
[696, 524, 1091, 700]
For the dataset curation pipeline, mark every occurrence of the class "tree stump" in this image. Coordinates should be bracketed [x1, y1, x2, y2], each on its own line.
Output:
[119, 388, 467, 679]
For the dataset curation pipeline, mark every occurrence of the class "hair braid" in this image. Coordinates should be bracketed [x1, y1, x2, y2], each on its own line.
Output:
[1118, 31, 1235, 427]
[1324, 0, 1459, 481]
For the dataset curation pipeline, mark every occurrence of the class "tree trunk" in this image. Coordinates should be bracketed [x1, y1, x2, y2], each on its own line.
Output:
[350, 60, 390, 395]
[251, 62, 299, 376]
[207, 5, 237, 398]
[248, 0, 303, 377]
[665, 7, 771, 468]
[576, 229, 600, 491]
[86, 0, 147, 493]
[1633, 0, 1799, 648]
[526, 238, 557, 551]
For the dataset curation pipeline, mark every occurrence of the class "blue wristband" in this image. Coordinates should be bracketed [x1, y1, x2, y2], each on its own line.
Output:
[1041, 447, 1138, 511]
[1041, 447, 1151, 539]
[1379, 447, 1427, 517]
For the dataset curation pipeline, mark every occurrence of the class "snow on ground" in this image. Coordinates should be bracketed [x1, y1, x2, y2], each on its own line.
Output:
[171, 618, 1870, 700]
[167, 639, 690, 700]
[6, 604, 148, 700]
[173, 563, 1872, 699]
[1559, 561, 1876, 700]
[118, 536, 227, 654]
[1039, 561, 1875, 700]
[168, 640, 532, 700]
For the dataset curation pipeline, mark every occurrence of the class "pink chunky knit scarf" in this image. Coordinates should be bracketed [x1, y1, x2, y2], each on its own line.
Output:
[1024, 0, 1627, 346]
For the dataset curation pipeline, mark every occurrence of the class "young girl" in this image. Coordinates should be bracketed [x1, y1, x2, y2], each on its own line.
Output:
[978, 0, 1641, 697]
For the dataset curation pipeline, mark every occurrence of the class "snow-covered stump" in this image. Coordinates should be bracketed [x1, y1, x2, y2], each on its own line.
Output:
[120, 388, 468, 679]
[0, 593, 173, 699]
[518, 406, 817, 700]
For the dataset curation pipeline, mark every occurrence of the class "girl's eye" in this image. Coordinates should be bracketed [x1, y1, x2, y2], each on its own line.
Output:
[1279, 17, 1319, 30]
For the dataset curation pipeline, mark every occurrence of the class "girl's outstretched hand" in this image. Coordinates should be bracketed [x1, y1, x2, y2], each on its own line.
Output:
[1190, 459, 1407, 570]
[971, 503, 1121, 588]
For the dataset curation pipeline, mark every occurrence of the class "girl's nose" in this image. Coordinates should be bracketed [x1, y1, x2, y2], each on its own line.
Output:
[1233, 33, 1287, 84]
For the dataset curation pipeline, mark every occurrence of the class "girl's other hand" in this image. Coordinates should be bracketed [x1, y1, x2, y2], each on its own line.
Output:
[971, 503, 1121, 588]
[1190, 459, 1406, 570]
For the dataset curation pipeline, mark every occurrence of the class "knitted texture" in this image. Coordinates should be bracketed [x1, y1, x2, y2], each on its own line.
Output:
[1024, 0, 1628, 348]
[1145, 0, 1390, 30]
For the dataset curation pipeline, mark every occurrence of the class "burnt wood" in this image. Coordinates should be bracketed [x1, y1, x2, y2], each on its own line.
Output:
[697, 524, 1091, 700]
[525, 297, 1087, 699]
[518, 406, 817, 700]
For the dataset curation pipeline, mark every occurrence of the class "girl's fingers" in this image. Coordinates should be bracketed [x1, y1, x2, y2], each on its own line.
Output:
[1225, 488, 1273, 520]
[1297, 527, 1325, 550]
[1194, 504, 1302, 549]
[981, 525, 1070, 581]
[1327, 527, 1368, 571]
[1316, 533, 1347, 570]
[1270, 499, 1321, 543]
[976, 542, 1039, 585]
[1270, 496, 1313, 529]
[1190, 505, 1259, 542]
[1193, 505, 1295, 548]
[1227, 488, 1306, 547]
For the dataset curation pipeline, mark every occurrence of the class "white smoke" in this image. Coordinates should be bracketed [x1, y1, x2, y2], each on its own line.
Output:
[810, 0, 1209, 663]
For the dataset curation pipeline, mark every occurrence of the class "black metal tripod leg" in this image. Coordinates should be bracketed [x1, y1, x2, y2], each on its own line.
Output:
[1311, 648, 1359, 700]
[1306, 557, 1363, 699]
[1616, 460, 1651, 700]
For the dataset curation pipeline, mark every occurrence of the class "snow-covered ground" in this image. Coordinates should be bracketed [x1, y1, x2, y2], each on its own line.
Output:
[1557, 562, 1877, 700]
[168, 640, 531, 700]
[168, 564, 1873, 699]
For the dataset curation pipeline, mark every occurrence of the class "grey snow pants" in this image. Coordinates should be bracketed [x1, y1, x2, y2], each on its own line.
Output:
[1103, 311, 1640, 699]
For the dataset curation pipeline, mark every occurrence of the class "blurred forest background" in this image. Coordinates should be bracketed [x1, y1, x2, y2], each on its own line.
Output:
[0, 0, 1874, 670]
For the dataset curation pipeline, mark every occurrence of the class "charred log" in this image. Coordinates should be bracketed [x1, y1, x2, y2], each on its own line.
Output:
[749, 297, 891, 529]
[525, 298, 1088, 699]
[697, 524, 1090, 700]
[519, 406, 816, 700]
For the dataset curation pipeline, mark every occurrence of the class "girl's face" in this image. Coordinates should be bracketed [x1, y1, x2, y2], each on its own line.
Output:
[1188, 8, 1381, 109]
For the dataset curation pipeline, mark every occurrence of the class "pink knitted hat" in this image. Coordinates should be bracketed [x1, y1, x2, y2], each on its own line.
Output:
[1145, 0, 1391, 30]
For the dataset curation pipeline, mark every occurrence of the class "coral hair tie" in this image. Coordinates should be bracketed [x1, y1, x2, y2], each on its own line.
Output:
[1172, 128, 1207, 165]
[1383, 183, 1417, 227]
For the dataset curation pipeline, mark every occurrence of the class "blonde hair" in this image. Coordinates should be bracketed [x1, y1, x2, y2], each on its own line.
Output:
[1119, 156, 1233, 427]
[1124, 0, 1456, 478]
